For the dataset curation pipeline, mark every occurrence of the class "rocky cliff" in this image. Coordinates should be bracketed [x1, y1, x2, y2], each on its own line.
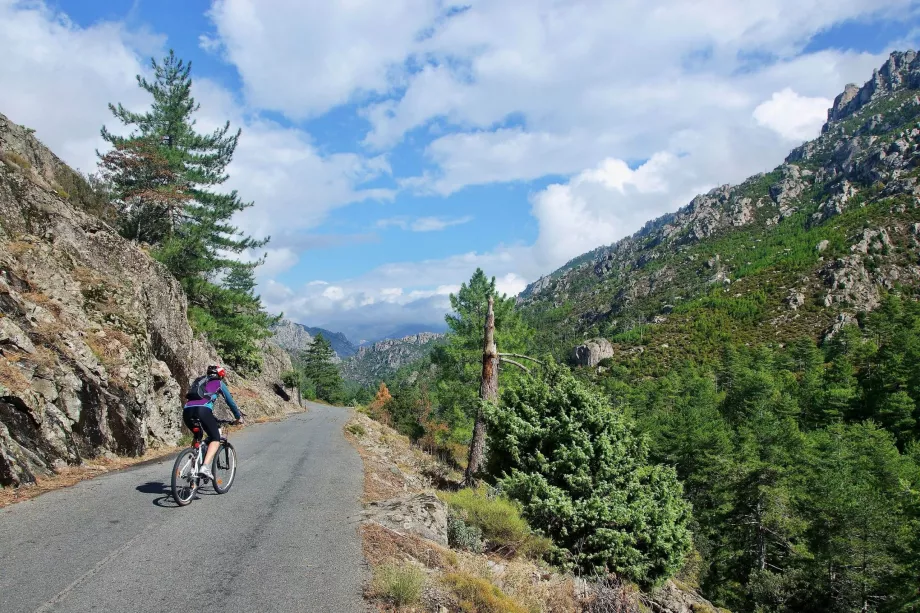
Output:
[270, 319, 357, 362]
[0, 112, 293, 487]
[340, 332, 444, 385]
[521, 51, 920, 365]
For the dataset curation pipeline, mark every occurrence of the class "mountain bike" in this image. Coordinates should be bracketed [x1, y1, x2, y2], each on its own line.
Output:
[170, 415, 242, 506]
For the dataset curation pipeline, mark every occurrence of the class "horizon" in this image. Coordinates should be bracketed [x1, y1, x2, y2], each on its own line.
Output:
[1, 0, 918, 340]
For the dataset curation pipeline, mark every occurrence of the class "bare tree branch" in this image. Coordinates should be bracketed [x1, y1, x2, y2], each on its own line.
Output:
[498, 353, 545, 365]
[500, 357, 531, 373]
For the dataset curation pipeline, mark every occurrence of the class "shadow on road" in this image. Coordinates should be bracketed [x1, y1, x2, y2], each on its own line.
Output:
[137, 480, 216, 508]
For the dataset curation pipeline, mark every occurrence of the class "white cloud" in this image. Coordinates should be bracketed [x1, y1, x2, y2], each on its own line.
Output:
[207, 0, 445, 118]
[753, 88, 833, 141]
[411, 216, 473, 231]
[0, 0, 156, 173]
[377, 215, 473, 231]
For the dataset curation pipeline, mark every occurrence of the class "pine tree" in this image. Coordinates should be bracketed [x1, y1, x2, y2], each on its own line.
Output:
[100, 50, 273, 371]
[432, 268, 532, 435]
[302, 335, 343, 404]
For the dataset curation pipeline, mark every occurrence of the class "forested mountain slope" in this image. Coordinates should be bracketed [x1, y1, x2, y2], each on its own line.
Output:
[520, 50, 920, 368]
[0, 113, 293, 487]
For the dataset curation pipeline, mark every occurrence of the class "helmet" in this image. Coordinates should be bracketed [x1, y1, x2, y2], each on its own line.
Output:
[207, 364, 226, 379]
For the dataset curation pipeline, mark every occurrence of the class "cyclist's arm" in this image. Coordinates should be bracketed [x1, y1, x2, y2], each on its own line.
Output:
[220, 381, 243, 420]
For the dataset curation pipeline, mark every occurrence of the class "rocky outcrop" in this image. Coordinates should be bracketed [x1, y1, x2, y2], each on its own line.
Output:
[0, 112, 292, 486]
[362, 492, 449, 546]
[341, 332, 445, 385]
[824, 50, 920, 128]
[573, 338, 614, 367]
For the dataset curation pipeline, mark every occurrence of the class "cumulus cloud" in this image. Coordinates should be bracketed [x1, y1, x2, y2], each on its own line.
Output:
[753, 88, 833, 141]
[0, 0, 155, 173]
[207, 0, 445, 118]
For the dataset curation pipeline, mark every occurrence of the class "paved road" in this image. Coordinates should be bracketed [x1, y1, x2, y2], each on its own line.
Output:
[0, 403, 368, 613]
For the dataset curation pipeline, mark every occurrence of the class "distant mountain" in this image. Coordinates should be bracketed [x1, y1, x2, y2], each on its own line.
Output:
[302, 326, 358, 358]
[340, 333, 446, 385]
[270, 320, 358, 361]
[357, 323, 449, 347]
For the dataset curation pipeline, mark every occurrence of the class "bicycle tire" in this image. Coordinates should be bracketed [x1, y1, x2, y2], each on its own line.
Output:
[171, 447, 199, 506]
[211, 442, 237, 494]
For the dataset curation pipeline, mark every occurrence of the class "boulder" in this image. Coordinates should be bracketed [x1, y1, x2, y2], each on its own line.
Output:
[362, 492, 448, 546]
[573, 338, 614, 367]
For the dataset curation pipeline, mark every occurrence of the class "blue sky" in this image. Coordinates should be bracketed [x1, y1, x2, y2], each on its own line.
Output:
[3, 0, 920, 341]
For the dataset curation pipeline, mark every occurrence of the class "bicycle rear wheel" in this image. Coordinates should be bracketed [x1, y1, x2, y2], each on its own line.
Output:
[171, 447, 199, 506]
[212, 442, 237, 494]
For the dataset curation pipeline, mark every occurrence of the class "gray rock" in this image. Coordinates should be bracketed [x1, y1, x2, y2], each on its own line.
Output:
[573, 338, 614, 367]
[363, 492, 448, 546]
[817, 240, 830, 252]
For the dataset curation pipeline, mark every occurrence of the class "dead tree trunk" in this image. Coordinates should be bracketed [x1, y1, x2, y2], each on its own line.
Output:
[465, 295, 497, 485]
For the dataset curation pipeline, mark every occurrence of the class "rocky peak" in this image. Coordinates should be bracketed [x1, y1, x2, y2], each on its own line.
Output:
[824, 50, 920, 129]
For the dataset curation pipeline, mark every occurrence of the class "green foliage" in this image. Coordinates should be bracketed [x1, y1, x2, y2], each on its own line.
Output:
[372, 562, 425, 607]
[441, 572, 528, 613]
[485, 361, 692, 586]
[432, 268, 534, 436]
[345, 422, 366, 437]
[447, 509, 484, 553]
[100, 50, 272, 371]
[300, 334, 344, 404]
[614, 303, 920, 612]
[440, 486, 550, 559]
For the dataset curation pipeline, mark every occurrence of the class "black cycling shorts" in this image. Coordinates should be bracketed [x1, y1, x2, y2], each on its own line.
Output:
[182, 405, 221, 443]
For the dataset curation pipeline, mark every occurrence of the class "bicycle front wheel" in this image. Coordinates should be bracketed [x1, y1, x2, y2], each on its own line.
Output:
[171, 447, 199, 506]
[212, 442, 237, 494]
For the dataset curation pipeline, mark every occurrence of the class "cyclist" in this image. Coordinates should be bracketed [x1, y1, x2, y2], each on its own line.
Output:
[183, 364, 243, 480]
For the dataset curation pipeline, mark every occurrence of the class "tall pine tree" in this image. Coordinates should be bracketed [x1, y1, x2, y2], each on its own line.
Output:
[100, 50, 275, 371]
[302, 335, 344, 404]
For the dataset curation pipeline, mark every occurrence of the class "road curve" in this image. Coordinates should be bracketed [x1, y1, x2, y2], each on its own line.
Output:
[0, 403, 368, 613]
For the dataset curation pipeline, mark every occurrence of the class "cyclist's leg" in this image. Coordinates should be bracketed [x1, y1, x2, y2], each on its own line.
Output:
[197, 408, 222, 465]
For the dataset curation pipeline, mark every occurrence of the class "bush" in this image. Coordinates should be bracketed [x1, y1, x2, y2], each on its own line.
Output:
[372, 562, 425, 607]
[441, 572, 527, 613]
[440, 486, 550, 559]
[485, 361, 692, 587]
[345, 423, 366, 437]
[447, 509, 484, 553]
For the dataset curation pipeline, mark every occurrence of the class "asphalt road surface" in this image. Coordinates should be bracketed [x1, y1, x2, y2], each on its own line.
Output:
[0, 403, 368, 613]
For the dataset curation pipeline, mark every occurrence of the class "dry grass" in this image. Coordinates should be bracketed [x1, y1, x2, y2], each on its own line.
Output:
[5, 239, 35, 257]
[0, 354, 31, 393]
[363, 522, 458, 571]
[0, 151, 31, 171]
[0, 445, 179, 509]
[21, 290, 63, 317]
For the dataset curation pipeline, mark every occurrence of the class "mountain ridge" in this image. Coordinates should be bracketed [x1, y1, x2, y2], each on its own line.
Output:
[340, 332, 445, 385]
[518, 50, 920, 366]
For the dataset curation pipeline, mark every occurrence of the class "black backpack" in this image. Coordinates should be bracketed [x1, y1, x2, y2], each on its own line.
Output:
[185, 375, 211, 401]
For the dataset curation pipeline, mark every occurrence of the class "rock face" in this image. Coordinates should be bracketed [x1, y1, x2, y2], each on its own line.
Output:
[270, 319, 357, 361]
[824, 50, 920, 127]
[573, 338, 614, 367]
[341, 332, 445, 385]
[362, 492, 449, 546]
[0, 112, 292, 486]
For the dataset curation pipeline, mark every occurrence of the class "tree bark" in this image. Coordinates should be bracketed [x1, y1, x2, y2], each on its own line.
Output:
[465, 295, 497, 485]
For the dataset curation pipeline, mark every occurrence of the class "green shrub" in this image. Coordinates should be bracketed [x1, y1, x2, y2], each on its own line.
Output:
[345, 422, 366, 437]
[485, 361, 692, 587]
[440, 486, 549, 559]
[372, 562, 425, 607]
[441, 572, 527, 613]
[447, 509, 484, 552]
